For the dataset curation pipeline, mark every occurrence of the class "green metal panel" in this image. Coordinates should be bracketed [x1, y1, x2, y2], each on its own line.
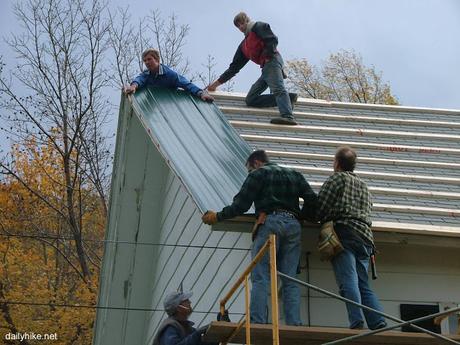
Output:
[131, 88, 253, 214]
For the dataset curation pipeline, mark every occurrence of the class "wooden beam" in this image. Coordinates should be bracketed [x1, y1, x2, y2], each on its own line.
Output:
[221, 106, 460, 129]
[241, 134, 460, 155]
[307, 182, 460, 200]
[231, 120, 460, 142]
[212, 91, 460, 115]
[266, 149, 460, 170]
[281, 163, 460, 185]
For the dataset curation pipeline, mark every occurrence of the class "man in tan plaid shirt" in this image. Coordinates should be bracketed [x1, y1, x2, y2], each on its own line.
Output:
[318, 146, 386, 330]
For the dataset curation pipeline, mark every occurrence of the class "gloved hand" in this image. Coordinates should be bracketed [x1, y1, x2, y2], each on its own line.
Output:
[202, 211, 218, 225]
[217, 309, 231, 322]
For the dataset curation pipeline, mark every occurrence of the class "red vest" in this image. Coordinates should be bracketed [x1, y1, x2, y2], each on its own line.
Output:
[241, 32, 270, 66]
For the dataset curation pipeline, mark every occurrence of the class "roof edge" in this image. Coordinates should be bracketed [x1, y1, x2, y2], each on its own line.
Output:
[212, 216, 460, 239]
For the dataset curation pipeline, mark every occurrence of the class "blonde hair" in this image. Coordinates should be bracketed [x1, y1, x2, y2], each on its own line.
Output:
[141, 48, 160, 61]
[233, 12, 250, 26]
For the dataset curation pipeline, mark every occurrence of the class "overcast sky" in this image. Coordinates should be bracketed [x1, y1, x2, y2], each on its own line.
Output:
[1, 0, 459, 150]
[108, 0, 460, 110]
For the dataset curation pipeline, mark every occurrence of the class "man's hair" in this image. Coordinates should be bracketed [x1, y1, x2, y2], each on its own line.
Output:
[233, 12, 251, 26]
[246, 150, 269, 166]
[335, 146, 357, 172]
[141, 48, 160, 61]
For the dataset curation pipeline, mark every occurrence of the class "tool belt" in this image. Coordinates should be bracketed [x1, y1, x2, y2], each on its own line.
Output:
[317, 221, 344, 261]
[252, 212, 267, 241]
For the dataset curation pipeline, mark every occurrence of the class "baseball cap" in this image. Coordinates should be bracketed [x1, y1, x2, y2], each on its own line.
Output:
[164, 291, 193, 316]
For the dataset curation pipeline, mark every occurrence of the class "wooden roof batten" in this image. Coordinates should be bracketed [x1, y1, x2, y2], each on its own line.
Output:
[230, 120, 460, 142]
[265, 149, 460, 170]
[307, 182, 460, 200]
[241, 134, 460, 155]
[213, 91, 460, 115]
[282, 164, 460, 185]
[221, 106, 460, 129]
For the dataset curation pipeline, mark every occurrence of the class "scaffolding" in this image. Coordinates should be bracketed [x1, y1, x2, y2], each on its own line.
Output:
[205, 234, 460, 345]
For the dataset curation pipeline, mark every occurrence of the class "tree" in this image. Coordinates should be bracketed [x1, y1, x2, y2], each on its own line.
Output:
[108, 8, 192, 87]
[286, 50, 399, 105]
[195, 54, 234, 92]
[0, 0, 112, 281]
[0, 138, 103, 343]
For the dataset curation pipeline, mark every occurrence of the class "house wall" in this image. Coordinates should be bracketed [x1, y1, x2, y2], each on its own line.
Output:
[143, 173, 253, 344]
[94, 100, 172, 345]
[297, 232, 460, 329]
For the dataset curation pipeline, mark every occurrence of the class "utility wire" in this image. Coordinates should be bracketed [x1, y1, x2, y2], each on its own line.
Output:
[0, 233, 251, 251]
[0, 300, 246, 315]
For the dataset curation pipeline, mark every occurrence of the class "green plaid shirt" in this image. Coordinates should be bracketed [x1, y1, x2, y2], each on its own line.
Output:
[217, 162, 317, 221]
[317, 171, 374, 245]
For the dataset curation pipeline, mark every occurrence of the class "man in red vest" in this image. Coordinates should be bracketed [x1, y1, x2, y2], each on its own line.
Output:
[207, 12, 298, 125]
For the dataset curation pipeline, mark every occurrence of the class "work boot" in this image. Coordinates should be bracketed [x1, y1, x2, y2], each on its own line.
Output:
[270, 117, 297, 126]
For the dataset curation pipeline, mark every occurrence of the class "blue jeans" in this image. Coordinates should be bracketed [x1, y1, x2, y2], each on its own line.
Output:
[245, 54, 294, 119]
[250, 212, 301, 325]
[331, 239, 386, 329]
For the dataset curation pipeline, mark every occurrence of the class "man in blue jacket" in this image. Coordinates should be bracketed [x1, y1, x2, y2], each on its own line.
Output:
[125, 49, 213, 102]
[152, 291, 216, 345]
[207, 12, 297, 125]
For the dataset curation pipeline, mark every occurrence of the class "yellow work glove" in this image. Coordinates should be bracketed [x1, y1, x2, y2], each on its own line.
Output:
[202, 210, 218, 225]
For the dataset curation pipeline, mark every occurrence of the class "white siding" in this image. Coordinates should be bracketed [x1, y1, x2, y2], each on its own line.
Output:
[143, 174, 253, 344]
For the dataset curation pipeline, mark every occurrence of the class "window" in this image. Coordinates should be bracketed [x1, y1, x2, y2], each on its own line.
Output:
[400, 304, 441, 333]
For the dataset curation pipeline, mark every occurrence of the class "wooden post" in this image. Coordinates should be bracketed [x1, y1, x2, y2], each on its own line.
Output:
[269, 234, 280, 345]
[245, 275, 251, 345]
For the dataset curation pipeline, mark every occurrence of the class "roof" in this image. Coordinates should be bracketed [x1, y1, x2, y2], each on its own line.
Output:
[210, 91, 460, 239]
[130, 87, 460, 240]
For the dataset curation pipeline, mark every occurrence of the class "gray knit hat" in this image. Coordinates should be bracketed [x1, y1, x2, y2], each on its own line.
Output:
[164, 291, 193, 316]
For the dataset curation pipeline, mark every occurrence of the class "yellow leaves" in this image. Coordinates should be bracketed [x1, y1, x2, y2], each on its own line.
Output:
[0, 136, 106, 343]
[286, 49, 399, 105]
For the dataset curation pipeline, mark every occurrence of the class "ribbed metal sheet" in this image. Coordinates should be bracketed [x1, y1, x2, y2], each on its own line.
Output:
[131, 88, 252, 214]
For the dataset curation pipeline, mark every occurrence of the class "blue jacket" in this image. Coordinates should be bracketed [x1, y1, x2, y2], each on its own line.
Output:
[152, 317, 216, 345]
[131, 64, 203, 97]
[159, 322, 201, 345]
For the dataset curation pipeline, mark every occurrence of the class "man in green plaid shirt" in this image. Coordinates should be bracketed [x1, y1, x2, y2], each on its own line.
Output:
[202, 150, 317, 325]
[318, 146, 386, 330]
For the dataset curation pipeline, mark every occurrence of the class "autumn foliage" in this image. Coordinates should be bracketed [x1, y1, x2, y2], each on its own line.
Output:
[0, 138, 106, 344]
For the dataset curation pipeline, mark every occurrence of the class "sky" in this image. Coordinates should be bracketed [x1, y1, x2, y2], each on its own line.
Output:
[1, 0, 460, 150]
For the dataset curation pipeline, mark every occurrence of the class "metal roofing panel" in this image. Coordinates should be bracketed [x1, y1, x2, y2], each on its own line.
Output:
[131, 88, 252, 214]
